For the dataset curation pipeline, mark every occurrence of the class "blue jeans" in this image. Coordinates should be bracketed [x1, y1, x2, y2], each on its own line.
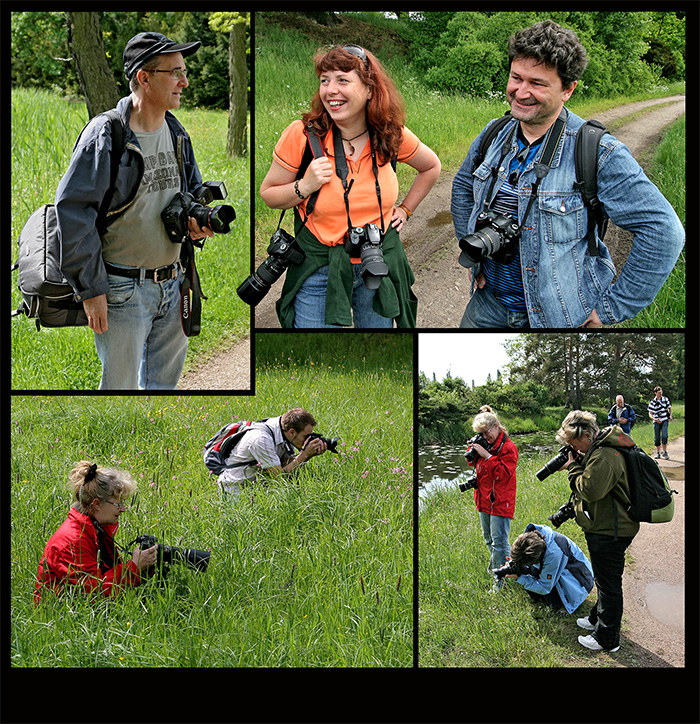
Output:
[293, 264, 394, 328]
[460, 285, 530, 328]
[95, 268, 188, 390]
[478, 512, 512, 571]
[653, 419, 669, 447]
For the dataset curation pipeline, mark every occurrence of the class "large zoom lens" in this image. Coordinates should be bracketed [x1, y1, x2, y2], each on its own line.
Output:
[191, 203, 236, 235]
[236, 256, 288, 306]
[458, 211, 520, 268]
[536, 445, 573, 481]
[160, 545, 211, 572]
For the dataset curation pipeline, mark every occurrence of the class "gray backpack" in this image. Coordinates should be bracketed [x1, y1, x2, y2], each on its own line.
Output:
[11, 109, 125, 330]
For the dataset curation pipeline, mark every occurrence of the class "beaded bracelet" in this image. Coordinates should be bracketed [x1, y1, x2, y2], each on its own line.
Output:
[294, 179, 308, 200]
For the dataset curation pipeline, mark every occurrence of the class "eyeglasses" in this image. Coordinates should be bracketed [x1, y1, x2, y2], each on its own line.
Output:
[150, 68, 188, 79]
[102, 499, 127, 511]
[342, 44, 369, 68]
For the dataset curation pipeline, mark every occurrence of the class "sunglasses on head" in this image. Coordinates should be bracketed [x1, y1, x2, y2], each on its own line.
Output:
[342, 44, 370, 68]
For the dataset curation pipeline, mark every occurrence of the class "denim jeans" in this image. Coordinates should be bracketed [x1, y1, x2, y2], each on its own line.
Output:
[293, 264, 394, 328]
[584, 532, 635, 650]
[653, 420, 669, 447]
[478, 512, 512, 571]
[460, 285, 530, 328]
[94, 268, 188, 390]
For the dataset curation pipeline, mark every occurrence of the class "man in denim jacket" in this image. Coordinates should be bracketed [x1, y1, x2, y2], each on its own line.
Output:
[55, 32, 213, 389]
[451, 20, 684, 329]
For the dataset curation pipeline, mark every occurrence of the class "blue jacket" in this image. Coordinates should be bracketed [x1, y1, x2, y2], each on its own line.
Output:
[451, 108, 685, 328]
[514, 523, 594, 614]
[607, 403, 636, 433]
[55, 96, 203, 302]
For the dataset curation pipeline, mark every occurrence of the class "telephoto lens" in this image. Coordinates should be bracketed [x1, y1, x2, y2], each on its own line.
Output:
[536, 445, 573, 481]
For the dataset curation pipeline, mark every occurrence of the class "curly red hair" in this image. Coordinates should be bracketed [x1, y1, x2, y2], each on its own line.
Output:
[302, 45, 405, 165]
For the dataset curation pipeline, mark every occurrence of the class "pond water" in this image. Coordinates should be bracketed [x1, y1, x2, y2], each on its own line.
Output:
[418, 430, 561, 502]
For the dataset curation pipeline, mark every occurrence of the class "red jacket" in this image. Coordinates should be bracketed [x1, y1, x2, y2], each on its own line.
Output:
[35, 507, 141, 603]
[468, 430, 518, 518]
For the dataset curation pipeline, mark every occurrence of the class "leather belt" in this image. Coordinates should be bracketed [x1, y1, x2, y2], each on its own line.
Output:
[105, 261, 181, 283]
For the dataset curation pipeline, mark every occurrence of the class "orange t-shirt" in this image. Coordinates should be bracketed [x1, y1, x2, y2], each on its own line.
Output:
[272, 120, 421, 247]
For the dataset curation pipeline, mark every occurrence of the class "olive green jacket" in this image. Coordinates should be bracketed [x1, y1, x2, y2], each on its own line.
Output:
[566, 425, 640, 538]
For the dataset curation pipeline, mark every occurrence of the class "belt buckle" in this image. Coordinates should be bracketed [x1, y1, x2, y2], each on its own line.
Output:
[153, 264, 176, 283]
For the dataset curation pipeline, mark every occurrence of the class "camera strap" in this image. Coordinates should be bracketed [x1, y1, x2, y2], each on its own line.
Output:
[180, 238, 207, 337]
[486, 108, 567, 235]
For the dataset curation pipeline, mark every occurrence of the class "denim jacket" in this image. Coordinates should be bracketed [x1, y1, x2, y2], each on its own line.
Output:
[451, 108, 685, 328]
[55, 96, 203, 302]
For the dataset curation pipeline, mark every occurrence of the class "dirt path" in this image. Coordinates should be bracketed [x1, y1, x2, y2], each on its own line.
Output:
[252, 94, 685, 330]
[606, 435, 685, 668]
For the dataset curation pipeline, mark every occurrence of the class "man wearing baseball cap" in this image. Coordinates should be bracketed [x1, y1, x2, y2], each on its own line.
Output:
[55, 31, 214, 389]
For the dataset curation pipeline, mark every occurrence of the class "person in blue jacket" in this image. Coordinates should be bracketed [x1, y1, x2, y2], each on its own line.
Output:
[499, 522, 594, 614]
[607, 394, 636, 434]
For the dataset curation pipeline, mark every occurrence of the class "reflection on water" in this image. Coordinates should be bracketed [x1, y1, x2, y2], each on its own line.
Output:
[419, 431, 560, 503]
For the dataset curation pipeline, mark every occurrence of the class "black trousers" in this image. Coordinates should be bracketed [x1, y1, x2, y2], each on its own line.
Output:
[585, 531, 635, 649]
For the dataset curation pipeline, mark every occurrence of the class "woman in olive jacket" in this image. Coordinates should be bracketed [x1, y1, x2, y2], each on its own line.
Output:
[559, 411, 639, 652]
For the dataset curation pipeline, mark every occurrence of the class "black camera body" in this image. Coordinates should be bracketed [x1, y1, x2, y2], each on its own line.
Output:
[458, 473, 478, 493]
[135, 534, 210, 573]
[548, 500, 576, 528]
[536, 445, 574, 481]
[458, 210, 520, 268]
[237, 228, 306, 306]
[306, 432, 340, 454]
[344, 223, 389, 290]
[464, 433, 490, 465]
[161, 181, 235, 244]
[492, 559, 537, 579]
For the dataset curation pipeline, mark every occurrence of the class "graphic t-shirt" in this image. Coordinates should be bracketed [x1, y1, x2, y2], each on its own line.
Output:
[102, 121, 181, 268]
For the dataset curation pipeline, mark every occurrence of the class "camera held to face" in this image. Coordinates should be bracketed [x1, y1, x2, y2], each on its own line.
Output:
[134, 534, 211, 574]
[458, 210, 520, 268]
[236, 228, 306, 306]
[492, 559, 537, 579]
[161, 181, 236, 243]
[344, 223, 389, 290]
[306, 432, 341, 454]
[464, 433, 491, 465]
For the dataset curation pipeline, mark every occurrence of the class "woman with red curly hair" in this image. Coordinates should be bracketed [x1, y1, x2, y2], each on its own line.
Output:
[261, 44, 441, 328]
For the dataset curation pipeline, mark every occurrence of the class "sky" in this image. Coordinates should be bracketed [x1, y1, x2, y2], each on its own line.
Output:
[418, 333, 521, 387]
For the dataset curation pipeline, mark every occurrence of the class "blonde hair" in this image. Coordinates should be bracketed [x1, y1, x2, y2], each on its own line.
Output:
[68, 461, 137, 514]
[556, 410, 599, 446]
[472, 405, 503, 434]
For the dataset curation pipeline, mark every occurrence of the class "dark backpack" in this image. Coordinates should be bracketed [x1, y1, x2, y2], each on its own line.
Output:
[11, 109, 125, 330]
[474, 111, 609, 254]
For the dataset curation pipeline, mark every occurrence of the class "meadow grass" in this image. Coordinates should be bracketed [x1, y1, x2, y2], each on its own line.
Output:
[11, 88, 250, 390]
[418, 419, 684, 667]
[10, 339, 414, 667]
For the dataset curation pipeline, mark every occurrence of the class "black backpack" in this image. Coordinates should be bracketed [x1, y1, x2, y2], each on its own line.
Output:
[11, 109, 125, 330]
[474, 111, 609, 255]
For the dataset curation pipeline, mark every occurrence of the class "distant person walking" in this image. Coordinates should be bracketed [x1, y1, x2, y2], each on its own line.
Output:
[648, 386, 673, 459]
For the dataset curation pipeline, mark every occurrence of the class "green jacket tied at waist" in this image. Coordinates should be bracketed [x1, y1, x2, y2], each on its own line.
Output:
[276, 222, 417, 328]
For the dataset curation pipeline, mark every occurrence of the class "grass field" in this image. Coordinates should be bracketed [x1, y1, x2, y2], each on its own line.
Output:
[10, 334, 414, 667]
[11, 88, 250, 390]
[418, 418, 684, 667]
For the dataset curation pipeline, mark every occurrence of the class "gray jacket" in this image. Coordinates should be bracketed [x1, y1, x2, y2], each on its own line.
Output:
[55, 95, 203, 301]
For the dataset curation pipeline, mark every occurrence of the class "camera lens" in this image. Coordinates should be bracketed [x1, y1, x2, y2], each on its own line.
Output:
[458, 226, 503, 267]
[192, 204, 236, 235]
[360, 244, 389, 290]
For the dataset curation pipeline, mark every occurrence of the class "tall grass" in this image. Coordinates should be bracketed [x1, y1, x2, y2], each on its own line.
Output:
[11, 337, 413, 667]
[418, 419, 684, 667]
[11, 88, 250, 390]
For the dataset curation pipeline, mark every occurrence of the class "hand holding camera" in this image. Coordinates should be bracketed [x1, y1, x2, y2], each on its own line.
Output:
[132, 541, 158, 570]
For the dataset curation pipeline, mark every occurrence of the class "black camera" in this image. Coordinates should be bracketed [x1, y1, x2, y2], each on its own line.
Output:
[458, 210, 520, 269]
[492, 559, 537, 579]
[306, 432, 340, 454]
[134, 534, 211, 573]
[536, 445, 574, 481]
[236, 228, 306, 306]
[548, 499, 576, 528]
[457, 473, 478, 493]
[161, 181, 236, 244]
[464, 433, 490, 465]
[344, 223, 389, 290]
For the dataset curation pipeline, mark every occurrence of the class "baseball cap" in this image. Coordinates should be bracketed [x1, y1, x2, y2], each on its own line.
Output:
[123, 31, 201, 79]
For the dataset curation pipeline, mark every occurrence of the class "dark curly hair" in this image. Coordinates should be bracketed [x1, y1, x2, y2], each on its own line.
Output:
[508, 20, 588, 89]
[302, 45, 406, 166]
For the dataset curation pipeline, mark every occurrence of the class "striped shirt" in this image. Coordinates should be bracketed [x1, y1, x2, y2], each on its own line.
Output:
[482, 132, 544, 312]
[647, 395, 672, 422]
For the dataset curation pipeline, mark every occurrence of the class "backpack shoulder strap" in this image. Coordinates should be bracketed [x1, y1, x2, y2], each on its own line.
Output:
[473, 112, 513, 171]
[574, 119, 608, 257]
[298, 123, 327, 216]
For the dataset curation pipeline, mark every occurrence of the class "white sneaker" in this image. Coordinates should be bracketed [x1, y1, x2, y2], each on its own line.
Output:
[578, 634, 619, 652]
[576, 616, 595, 631]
